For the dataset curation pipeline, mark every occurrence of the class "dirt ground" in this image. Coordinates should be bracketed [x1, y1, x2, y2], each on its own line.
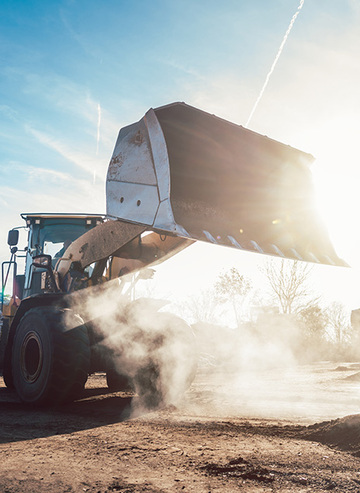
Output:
[1, 363, 360, 492]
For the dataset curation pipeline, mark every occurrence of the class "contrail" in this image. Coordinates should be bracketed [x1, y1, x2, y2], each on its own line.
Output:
[96, 102, 101, 155]
[246, 0, 305, 127]
[94, 102, 101, 184]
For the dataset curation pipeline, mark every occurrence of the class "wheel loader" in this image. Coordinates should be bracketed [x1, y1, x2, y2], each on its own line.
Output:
[0, 102, 345, 407]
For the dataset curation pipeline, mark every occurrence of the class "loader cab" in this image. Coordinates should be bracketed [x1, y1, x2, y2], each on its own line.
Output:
[2, 214, 104, 307]
[22, 214, 104, 298]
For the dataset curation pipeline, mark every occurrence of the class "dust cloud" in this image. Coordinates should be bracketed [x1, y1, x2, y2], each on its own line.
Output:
[69, 276, 360, 423]
[69, 279, 197, 413]
[187, 315, 360, 423]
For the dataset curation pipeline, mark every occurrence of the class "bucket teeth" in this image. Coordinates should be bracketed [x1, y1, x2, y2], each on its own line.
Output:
[306, 252, 321, 264]
[269, 244, 285, 257]
[288, 249, 303, 261]
[322, 255, 336, 266]
[228, 236, 243, 249]
[192, 229, 343, 266]
[203, 230, 217, 244]
[250, 241, 264, 254]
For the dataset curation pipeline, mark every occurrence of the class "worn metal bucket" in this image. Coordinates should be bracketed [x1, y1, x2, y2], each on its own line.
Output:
[106, 102, 345, 266]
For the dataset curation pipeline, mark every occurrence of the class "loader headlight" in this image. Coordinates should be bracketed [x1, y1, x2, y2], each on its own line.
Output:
[32, 254, 52, 269]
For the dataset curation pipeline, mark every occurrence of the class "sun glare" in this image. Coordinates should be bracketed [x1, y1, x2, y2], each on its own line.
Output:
[310, 119, 360, 267]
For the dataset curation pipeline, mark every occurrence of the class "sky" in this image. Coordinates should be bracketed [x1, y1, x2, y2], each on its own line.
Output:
[1, 0, 360, 312]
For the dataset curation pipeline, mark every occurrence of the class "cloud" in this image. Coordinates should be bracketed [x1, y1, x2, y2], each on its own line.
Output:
[0, 77, 121, 185]
[180, 73, 254, 125]
[349, 0, 360, 15]
[59, 8, 102, 61]
[0, 105, 19, 122]
[3, 161, 104, 195]
[25, 124, 107, 176]
[0, 171, 105, 211]
[157, 57, 257, 125]
[0, 70, 119, 181]
[4, 67, 119, 150]
[0, 162, 106, 251]
[159, 58, 208, 81]
[0, 179, 106, 263]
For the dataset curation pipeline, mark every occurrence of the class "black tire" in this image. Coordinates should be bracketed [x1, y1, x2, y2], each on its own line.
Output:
[131, 312, 198, 409]
[0, 317, 14, 389]
[12, 306, 90, 406]
[3, 348, 14, 389]
[133, 362, 163, 409]
[106, 368, 132, 392]
[0, 316, 9, 369]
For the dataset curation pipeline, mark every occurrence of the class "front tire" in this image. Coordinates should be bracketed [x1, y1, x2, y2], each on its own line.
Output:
[106, 368, 132, 392]
[12, 306, 90, 406]
[1, 317, 14, 389]
[130, 312, 198, 409]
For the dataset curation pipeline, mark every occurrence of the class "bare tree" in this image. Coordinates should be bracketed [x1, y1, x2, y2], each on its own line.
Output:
[214, 267, 252, 326]
[179, 289, 222, 325]
[326, 301, 351, 347]
[262, 259, 317, 315]
[298, 304, 327, 342]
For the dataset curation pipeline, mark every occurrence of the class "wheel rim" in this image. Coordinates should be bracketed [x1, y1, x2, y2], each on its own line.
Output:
[20, 331, 43, 383]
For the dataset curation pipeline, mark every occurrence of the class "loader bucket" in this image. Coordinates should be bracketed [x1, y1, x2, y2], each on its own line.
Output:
[107, 102, 345, 266]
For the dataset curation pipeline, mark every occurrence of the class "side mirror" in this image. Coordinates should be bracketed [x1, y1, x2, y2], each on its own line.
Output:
[32, 255, 59, 293]
[7, 229, 19, 246]
[32, 254, 52, 269]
